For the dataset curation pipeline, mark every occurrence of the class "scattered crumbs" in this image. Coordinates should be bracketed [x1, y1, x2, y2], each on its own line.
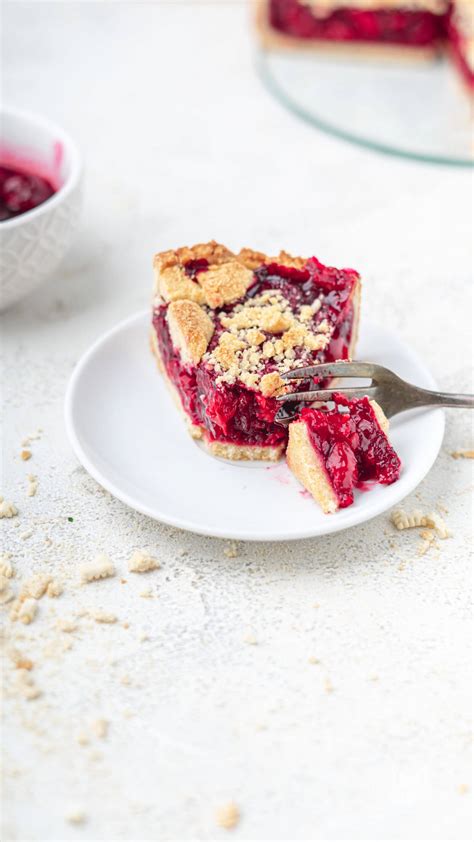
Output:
[0, 555, 14, 578]
[80, 554, 115, 584]
[223, 542, 239, 559]
[57, 618, 77, 633]
[43, 637, 73, 657]
[9, 650, 33, 670]
[324, 677, 334, 693]
[138, 632, 149, 642]
[122, 622, 130, 629]
[15, 668, 41, 700]
[0, 587, 15, 605]
[451, 450, 474, 460]
[66, 809, 87, 825]
[123, 708, 135, 718]
[308, 656, 320, 665]
[92, 611, 117, 624]
[417, 529, 436, 556]
[47, 580, 63, 598]
[120, 675, 132, 686]
[312, 602, 320, 609]
[369, 674, 379, 682]
[11, 598, 37, 625]
[92, 718, 109, 739]
[88, 750, 103, 763]
[26, 475, 38, 497]
[458, 783, 470, 794]
[128, 550, 160, 573]
[20, 449, 32, 461]
[0, 498, 18, 519]
[398, 562, 406, 572]
[120, 578, 127, 584]
[44, 536, 53, 546]
[391, 509, 452, 539]
[21, 573, 52, 600]
[21, 430, 42, 447]
[77, 733, 89, 746]
[243, 632, 258, 645]
[139, 588, 153, 599]
[20, 529, 33, 540]
[216, 801, 240, 830]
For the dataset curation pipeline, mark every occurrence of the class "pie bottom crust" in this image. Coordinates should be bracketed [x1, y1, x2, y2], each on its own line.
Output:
[287, 420, 339, 513]
[150, 330, 285, 462]
[254, 2, 441, 62]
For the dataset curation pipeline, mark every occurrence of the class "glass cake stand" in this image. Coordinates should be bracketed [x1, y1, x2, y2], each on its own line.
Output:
[258, 47, 473, 166]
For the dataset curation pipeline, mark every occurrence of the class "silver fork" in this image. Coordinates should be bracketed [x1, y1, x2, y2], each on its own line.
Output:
[275, 361, 474, 425]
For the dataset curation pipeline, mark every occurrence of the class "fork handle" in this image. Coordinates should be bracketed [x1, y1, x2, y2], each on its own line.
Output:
[413, 389, 474, 410]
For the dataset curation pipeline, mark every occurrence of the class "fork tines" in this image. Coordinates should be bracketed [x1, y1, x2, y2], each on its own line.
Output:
[277, 361, 378, 403]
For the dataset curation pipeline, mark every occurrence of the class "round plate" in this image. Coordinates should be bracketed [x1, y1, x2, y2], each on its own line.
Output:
[65, 311, 444, 541]
[258, 49, 473, 167]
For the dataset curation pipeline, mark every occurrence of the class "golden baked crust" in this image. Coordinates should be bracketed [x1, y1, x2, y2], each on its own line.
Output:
[238, 247, 306, 270]
[287, 420, 339, 513]
[154, 241, 234, 273]
[166, 300, 214, 365]
[154, 265, 207, 305]
[154, 242, 310, 305]
[206, 440, 284, 462]
[197, 262, 254, 309]
[369, 399, 389, 435]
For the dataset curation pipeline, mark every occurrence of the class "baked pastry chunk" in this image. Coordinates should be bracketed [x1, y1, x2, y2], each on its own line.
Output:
[287, 396, 401, 512]
[151, 242, 361, 461]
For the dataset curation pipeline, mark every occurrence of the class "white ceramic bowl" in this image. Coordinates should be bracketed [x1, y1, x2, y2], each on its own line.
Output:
[0, 106, 82, 310]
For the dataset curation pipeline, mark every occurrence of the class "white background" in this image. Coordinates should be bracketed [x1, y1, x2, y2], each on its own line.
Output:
[2, 2, 472, 840]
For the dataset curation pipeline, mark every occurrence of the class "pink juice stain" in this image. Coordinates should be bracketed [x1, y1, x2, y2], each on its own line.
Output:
[0, 141, 64, 221]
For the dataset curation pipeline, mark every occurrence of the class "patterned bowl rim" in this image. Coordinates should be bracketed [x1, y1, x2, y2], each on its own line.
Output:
[0, 105, 82, 230]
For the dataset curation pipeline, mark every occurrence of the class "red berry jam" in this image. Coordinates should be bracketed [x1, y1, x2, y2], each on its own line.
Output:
[0, 165, 55, 221]
[301, 396, 401, 507]
[269, 0, 445, 46]
[153, 258, 358, 451]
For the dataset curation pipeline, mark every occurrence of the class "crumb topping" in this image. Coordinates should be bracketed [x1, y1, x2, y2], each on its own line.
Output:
[204, 291, 330, 393]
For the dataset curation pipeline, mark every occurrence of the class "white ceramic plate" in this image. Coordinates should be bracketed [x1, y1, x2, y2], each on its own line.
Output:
[65, 311, 444, 541]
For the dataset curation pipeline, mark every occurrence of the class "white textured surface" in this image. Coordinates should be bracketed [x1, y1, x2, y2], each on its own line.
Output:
[1, 3, 472, 841]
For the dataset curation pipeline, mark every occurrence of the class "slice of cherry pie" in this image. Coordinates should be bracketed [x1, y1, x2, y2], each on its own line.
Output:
[257, 0, 474, 95]
[151, 241, 361, 461]
[287, 395, 401, 512]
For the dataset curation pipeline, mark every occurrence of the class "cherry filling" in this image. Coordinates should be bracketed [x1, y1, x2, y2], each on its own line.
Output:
[183, 258, 209, 279]
[269, 0, 446, 45]
[0, 165, 55, 221]
[153, 259, 357, 449]
[301, 396, 401, 507]
[153, 306, 287, 446]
